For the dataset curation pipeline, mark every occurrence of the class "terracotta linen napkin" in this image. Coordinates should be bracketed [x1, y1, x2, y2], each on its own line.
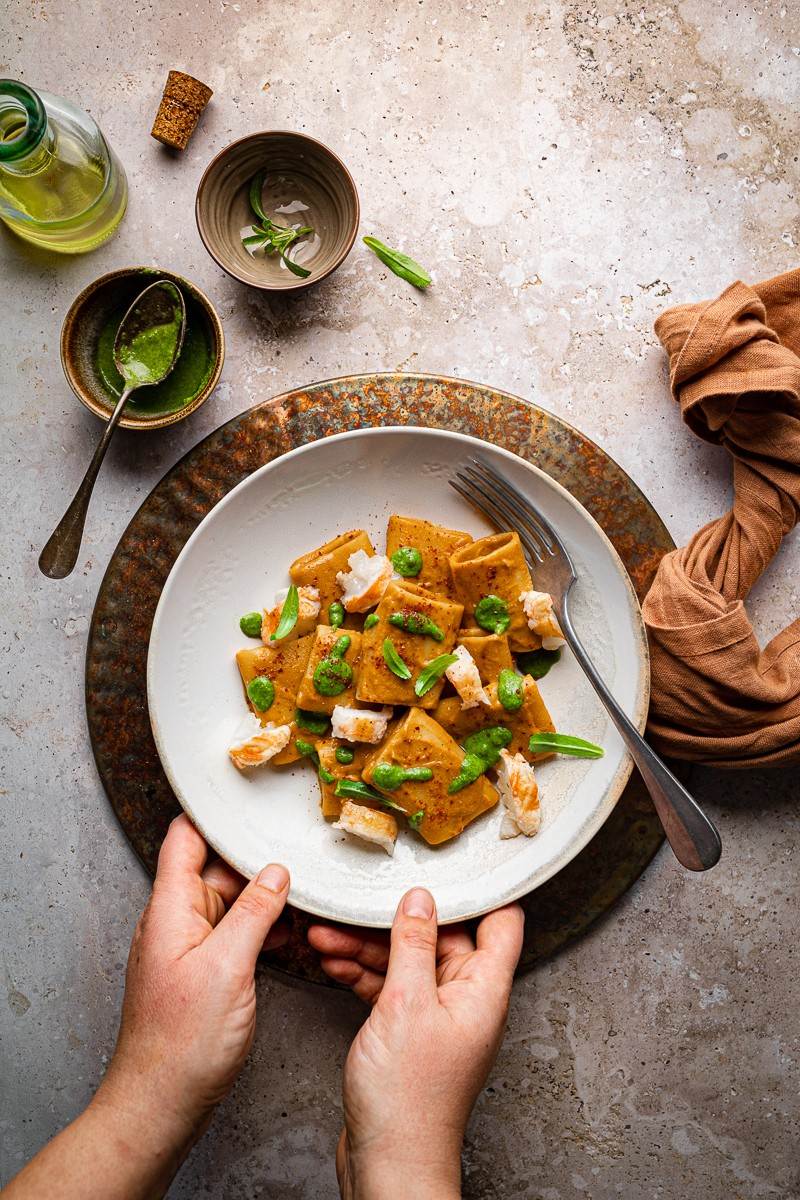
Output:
[642, 268, 800, 766]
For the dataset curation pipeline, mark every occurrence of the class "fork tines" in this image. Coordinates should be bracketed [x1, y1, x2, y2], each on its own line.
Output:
[450, 457, 566, 567]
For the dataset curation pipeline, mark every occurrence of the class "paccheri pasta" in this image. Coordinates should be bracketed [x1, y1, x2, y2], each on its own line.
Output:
[229, 516, 594, 852]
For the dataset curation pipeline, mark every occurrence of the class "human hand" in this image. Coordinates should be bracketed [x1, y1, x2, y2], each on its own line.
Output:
[308, 890, 524, 1200]
[2, 817, 291, 1200]
[96, 815, 290, 1152]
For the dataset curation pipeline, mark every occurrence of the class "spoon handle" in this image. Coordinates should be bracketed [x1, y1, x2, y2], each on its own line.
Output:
[38, 388, 133, 579]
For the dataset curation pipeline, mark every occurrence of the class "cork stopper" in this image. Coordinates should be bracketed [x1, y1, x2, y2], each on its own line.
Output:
[151, 70, 213, 151]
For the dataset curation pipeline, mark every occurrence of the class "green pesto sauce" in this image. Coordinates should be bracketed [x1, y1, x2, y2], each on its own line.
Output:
[95, 302, 213, 415]
[497, 668, 524, 712]
[391, 546, 423, 577]
[117, 306, 182, 386]
[372, 762, 433, 790]
[474, 594, 511, 635]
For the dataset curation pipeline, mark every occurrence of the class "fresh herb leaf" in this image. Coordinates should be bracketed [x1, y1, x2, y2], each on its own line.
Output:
[415, 652, 459, 697]
[282, 254, 312, 280]
[270, 585, 299, 640]
[363, 236, 432, 289]
[244, 172, 314, 278]
[239, 610, 263, 638]
[295, 709, 330, 735]
[249, 171, 269, 223]
[528, 732, 604, 759]
[334, 778, 419, 821]
[383, 638, 412, 680]
[333, 777, 388, 806]
[517, 647, 561, 680]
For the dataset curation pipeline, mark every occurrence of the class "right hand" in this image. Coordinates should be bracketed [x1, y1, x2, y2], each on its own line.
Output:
[308, 889, 524, 1200]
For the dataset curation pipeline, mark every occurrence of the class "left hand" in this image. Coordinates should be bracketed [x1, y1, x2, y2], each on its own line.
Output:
[97, 814, 291, 1144]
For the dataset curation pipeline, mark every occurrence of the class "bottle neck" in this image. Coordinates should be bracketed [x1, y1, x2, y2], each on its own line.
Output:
[0, 80, 49, 169]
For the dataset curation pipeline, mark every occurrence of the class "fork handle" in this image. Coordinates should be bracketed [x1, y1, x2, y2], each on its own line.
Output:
[560, 607, 721, 872]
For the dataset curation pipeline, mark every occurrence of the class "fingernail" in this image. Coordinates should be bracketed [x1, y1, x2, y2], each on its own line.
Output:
[403, 887, 433, 919]
[256, 863, 289, 893]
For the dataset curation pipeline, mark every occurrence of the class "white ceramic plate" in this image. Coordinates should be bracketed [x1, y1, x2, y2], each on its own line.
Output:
[148, 427, 649, 926]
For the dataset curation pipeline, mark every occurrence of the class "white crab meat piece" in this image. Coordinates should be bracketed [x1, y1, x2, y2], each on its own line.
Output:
[228, 714, 292, 770]
[334, 800, 398, 855]
[331, 704, 393, 744]
[497, 748, 541, 837]
[261, 585, 320, 642]
[445, 643, 490, 709]
[519, 589, 566, 650]
[336, 549, 394, 613]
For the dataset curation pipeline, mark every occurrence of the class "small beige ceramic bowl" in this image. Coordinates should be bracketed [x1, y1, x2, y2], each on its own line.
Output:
[195, 131, 359, 292]
[61, 267, 224, 431]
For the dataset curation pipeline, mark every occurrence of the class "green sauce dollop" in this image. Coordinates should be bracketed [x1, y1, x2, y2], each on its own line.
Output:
[391, 546, 423, 577]
[448, 726, 513, 793]
[117, 306, 182, 387]
[247, 676, 275, 711]
[313, 635, 353, 696]
[474, 594, 511, 635]
[239, 611, 262, 638]
[372, 762, 434, 791]
[295, 709, 330, 734]
[388, 609, 444, 641]
[517, 647, 561, 680]
[497, 668, 524, 712]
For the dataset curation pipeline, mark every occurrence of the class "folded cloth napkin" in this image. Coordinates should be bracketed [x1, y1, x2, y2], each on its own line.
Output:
[642, 268, 800, 767]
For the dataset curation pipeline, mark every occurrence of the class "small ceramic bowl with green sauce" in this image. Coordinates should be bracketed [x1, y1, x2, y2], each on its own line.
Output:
[61, 267, 224, 431]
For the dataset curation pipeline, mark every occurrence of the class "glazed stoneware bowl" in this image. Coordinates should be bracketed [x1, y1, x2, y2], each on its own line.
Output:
[147, 427, 650, 927]
[61, 267, 224, 431]
[195, 131, 360, 292]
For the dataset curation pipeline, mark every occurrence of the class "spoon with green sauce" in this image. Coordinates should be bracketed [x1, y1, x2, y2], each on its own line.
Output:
[39, 280, 186, 579]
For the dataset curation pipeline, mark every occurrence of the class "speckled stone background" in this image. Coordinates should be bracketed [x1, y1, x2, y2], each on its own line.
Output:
[2, 3, 799, 1198]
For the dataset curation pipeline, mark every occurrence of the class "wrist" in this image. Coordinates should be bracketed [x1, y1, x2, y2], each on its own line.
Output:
[345, 1135, 462, 1200]
[93, 1059, 211, 1164]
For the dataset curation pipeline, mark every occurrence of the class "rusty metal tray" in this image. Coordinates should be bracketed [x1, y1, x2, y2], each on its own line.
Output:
[86, 373, 671, 983]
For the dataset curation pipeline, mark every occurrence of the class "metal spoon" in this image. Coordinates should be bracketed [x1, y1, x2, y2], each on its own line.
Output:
[39, 280, 186, 579]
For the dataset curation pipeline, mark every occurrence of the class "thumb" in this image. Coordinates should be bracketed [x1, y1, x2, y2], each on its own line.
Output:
[383, 887, 438, 1000]
[211, 863, 290, 971]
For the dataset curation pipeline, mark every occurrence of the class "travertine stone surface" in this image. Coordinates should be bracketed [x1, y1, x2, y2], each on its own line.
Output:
[1, 2, 798, 1197]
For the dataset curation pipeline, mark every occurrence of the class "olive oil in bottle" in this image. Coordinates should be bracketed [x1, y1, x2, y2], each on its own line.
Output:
[0, 79, 127, 253]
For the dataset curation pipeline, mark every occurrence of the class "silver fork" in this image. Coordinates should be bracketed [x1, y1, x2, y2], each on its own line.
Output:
[451, 458, 722, 872]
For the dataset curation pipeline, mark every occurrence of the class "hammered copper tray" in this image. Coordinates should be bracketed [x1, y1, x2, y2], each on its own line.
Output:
[87, 373, 672, 984]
